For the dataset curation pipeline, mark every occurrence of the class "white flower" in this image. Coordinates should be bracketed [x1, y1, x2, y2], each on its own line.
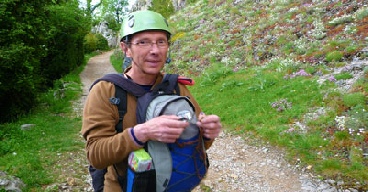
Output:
[335, 116, 346, 130]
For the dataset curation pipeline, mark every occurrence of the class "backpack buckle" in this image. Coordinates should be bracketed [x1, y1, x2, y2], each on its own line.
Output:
[109, 97, 120, 105]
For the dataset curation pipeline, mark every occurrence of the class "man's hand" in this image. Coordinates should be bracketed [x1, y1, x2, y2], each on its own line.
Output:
[134, 115, 189, 143]
[197, 112, 222, 140]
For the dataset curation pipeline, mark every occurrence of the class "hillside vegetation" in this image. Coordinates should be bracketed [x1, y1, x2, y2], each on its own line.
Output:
[162, 0, 368, 190]
[168, 0, 367, 74]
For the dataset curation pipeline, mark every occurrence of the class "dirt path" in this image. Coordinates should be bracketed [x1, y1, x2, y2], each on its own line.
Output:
[68, 51, 330, 192]
[73, 51, 117, 118]
[79, 51, 117, 104]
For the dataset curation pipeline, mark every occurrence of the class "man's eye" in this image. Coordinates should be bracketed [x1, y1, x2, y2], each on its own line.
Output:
[157, 40, 166, 45]
[138, 40, 148, 45]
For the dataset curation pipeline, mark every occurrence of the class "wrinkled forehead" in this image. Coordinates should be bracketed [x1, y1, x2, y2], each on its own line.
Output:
[131, 30, 169, 40]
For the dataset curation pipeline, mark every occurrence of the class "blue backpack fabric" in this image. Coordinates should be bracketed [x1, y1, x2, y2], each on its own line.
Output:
[88, 73, 208, 192]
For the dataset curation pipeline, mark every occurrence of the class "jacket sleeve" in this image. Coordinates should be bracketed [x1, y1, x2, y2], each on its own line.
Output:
[81, 81, 142, 169]
[178, 84, 214, 150]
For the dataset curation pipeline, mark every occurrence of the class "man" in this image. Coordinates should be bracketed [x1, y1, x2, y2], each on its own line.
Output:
[81, 10, 222, 191]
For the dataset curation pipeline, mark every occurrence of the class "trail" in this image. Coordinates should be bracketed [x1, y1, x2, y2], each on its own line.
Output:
[73, 51, 117, 118]
[79, 51, 117, 105]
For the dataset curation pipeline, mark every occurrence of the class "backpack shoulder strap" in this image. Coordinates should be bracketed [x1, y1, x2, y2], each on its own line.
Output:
[90, 73, 146, 97]
[136, 74, 180, 124]
[151, 74, 180, 95]
[90, 74, 146, 133]
[113, 85, 126, 133]
[166, 74, 180, 96]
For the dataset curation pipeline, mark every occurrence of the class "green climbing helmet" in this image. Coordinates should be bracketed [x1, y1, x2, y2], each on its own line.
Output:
[120, 10, 171, 38]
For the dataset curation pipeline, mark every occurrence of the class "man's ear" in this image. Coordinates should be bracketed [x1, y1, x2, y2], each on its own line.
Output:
[120, 42, 128, 52]
[120, 42, 132, 57]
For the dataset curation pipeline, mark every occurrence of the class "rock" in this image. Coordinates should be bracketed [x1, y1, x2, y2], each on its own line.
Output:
[91, 22, 119, 48]
[20, 124, 35, 130]
[67, 177, 77, 186]
[0, 171, 25, 192]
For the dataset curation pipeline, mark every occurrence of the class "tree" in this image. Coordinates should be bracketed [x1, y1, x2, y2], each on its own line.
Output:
[86, 0, 102, 17]
[102, 0, 129, 24]
[0, 0, 55, 122]
[86, 0, 130, 32]
[41, 0, 89, 83]
[0, 0, 89, 123]
[149, 0, 174, 19]
[131, 0, 148, 12]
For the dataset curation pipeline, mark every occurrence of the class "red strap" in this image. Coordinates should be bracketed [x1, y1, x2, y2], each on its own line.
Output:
[178, 76, 195, 85]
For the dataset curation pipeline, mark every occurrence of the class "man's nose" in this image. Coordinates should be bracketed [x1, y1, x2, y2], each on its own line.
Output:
[149, 43, 161, 52]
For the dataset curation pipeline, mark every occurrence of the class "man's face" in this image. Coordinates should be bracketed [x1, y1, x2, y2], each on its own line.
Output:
[125, 30, 169, 76]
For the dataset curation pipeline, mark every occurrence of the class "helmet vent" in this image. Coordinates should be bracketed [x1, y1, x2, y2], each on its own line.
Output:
[128, 15, 134, 28]
[120, 10, 171, 37]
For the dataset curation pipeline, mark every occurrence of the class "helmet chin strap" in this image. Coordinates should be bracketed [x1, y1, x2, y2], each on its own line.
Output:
[122, 40, 133, 71]
[123, 56, 132, 70]
[166, 50, 171, 64]
[166, 57, 171, 64]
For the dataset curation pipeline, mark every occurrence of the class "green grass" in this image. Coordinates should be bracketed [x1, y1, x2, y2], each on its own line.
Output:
[0, 53, 98, 191]
[111, 48, 124, 73]
[0, 117, 82, 188]
[187, 62, 367, 187]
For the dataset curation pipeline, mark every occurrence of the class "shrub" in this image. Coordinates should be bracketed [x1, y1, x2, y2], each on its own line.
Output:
[335, 72, 353, 80]
[149, 0, 175, 19]
[84, 33, 109, 53]
[355, 7, 368, 20]
[95, 33, 109, 51]
[343, 93, 366, 107]
[326, 51, 343, 62]
[84, 33, 98, 53]
[0, 0, 88, 123]
[40, 3, 88, 87]
[328, 15, 353, 26]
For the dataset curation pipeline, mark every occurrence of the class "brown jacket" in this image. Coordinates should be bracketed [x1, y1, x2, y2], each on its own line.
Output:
[81, 73, 213, 191]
